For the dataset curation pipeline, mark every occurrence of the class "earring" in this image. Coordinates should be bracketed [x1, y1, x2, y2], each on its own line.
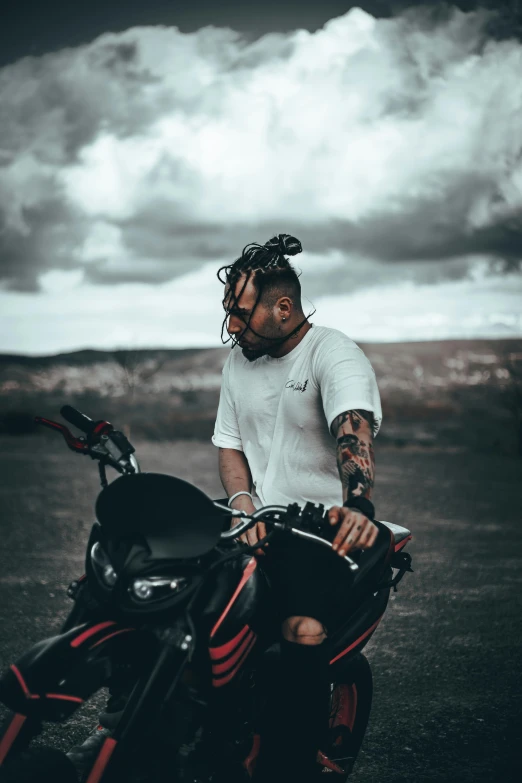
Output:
[282, 317, 287, 322]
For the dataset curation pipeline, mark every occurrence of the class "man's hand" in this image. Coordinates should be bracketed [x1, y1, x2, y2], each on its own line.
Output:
[230, 495, 267, 555]
[328, 505, 378, 557]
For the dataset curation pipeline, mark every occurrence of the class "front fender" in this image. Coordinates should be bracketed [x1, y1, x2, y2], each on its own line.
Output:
[0, 620, 153, 721]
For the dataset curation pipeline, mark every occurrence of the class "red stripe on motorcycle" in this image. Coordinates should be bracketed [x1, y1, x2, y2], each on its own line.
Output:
[9, 665, 30, 697]
[395, 536, 412, 552]
[45, 694, 83, 703]
[0, 713, 26, 766]
[209, 624, 250, 661]
[329, 615, 383, 665]
[10, 666, 41, 701]
[212, 633, 257, 687]
[211, 630, 255, 675]
[71, 621, 117, 648]
[243, 733, 261, 778]
[85, 737, 118, 783]
[89, 628, 135, 649]
[316, 750, 345, 774]
[210, 558, 257, 638]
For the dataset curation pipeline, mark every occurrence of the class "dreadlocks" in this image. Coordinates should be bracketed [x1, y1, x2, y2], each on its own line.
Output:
[217, 233, 315, 348]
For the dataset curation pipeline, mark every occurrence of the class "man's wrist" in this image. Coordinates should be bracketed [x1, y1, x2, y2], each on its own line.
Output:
[229, 496, 256, 530]
[228, 490, 253, 508]
[230, 493, 256, 511]
[343, 496, 375, 520]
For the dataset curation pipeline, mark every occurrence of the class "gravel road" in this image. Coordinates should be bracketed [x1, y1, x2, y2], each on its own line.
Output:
[0, 436, 521, 782]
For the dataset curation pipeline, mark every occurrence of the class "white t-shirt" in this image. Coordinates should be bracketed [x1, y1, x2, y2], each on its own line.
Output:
[211, 325, 382, 510]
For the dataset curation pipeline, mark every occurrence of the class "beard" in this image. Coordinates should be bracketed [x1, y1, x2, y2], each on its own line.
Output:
[241, 344, 270, 362]
[239, 331, 282, 362]
[236, 314, 285, 361]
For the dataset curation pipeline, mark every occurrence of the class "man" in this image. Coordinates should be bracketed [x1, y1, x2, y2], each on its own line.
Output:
[68, 232, 381, 783]
[211, 233, 382, 782]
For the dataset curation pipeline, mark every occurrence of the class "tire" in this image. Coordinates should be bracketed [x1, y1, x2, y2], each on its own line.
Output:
[0, 747, 78, 782]
[320, 654, 373, 780]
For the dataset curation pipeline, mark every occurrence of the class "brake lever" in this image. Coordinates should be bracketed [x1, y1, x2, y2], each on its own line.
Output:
[34, 417, 89, 453]
[34, 417, 138, 476]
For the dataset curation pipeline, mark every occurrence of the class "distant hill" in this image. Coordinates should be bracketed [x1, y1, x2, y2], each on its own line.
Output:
[0, 346, 230, 396]
[1, 339, 521, 454]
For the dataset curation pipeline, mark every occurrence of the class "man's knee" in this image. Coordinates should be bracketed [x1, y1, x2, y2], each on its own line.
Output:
[281, 615, 327, 644]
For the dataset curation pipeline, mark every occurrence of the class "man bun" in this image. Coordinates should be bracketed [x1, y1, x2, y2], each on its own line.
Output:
[216, 231, 314, 347]
[264, 233, 303, 259]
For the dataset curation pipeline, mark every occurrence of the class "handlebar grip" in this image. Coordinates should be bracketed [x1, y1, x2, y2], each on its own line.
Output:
[60, 405, 95, 434]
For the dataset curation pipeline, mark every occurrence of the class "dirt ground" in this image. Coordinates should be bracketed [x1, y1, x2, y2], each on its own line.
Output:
[0, 436, 521, 782]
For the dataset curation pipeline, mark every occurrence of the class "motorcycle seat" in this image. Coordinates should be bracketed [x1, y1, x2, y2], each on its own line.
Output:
[378, 520, 411, 545]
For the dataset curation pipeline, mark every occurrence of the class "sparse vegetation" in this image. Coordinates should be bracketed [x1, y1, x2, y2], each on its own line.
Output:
[0, 340, 521, 454]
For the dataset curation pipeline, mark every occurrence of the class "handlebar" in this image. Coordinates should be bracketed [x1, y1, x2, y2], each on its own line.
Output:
[36, 406, 358, 572]
[60, 405, 97, 434]
[214, 501, 359, 572]
[35, 405, 139, 482]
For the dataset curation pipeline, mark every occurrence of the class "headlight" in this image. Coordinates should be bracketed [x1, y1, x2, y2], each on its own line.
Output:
[102, 564, 118, 587]
[129, 576, 188, 603]
[91, 542, 119, 588]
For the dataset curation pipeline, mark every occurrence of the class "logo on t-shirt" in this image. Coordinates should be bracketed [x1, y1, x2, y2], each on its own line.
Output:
[285, 379, 309, 393]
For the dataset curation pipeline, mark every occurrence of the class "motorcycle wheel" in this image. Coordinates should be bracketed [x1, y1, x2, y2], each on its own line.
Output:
[319, 653, 373, 780]
[0, 747, 78, 782]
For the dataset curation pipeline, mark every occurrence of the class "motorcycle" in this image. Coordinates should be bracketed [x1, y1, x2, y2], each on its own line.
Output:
[0, 405, 413, 782]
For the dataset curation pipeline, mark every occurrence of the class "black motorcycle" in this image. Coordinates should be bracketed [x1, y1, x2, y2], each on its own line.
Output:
[0, 406, 413, 782]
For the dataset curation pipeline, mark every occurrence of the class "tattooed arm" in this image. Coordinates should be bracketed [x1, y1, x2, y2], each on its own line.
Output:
[331, 409, 375, 503]
[327, 410, 378, 555]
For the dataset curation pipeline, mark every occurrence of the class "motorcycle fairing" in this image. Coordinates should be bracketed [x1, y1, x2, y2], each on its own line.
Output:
[209, 624, 258, 688]
[324, 522, 396, 674]
[85, 523, 204, 618]
[204, 523, 397, 690]
[205, 555, 273, 688]
[95, 473, 228, 559]
[327, 588, 390, 672]
[209, 557, 258, 639]
[0, 620, 150, 721]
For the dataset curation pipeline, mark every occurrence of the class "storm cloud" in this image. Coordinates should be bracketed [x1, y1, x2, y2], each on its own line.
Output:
[1, 4, 521, 293]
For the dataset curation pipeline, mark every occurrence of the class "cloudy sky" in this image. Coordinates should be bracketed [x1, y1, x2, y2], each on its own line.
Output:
[1, 0, 522, 354]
